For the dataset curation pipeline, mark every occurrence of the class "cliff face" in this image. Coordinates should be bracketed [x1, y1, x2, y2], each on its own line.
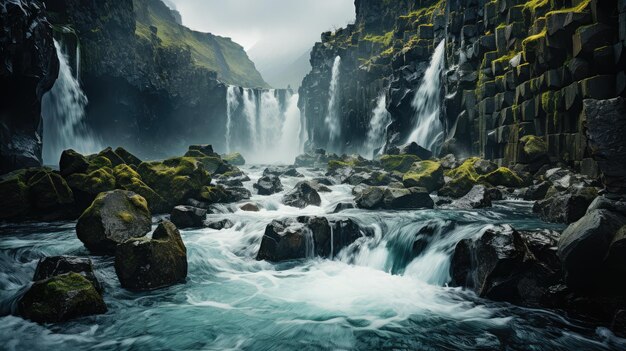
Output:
[0, 0, 59, 173]
[300, 0, 626, 178]
[41, 0, 268, 160]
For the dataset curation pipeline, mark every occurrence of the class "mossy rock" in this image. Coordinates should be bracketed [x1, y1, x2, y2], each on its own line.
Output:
[199, 185, 229, 203]
[97, 147, 125, 167]
[114, 147, 142, 166]
[478, 167, 524, 188]
[67, 167, 116, 196]
[402, 160, 444, 192]
[18, 272, 106, 323]
[59, 149, 89, 177]
[222, 152, 245, 166]
[379, 155, 422, 173]
[26, 169, 74, 213]
[137, 157, 211, 209]
[187, 144, 217, 157]
[76, 190, 151, 254]
[0, 168, 37, 220]
[193, 156, 233, 175]
[86, 156, 113, 173]
[114, 220, 187, 291]
[520, 135, 548, 162]
[113, 165, 168, 213]
[439, 174, 477, 198]
[184, 149, 208, 158]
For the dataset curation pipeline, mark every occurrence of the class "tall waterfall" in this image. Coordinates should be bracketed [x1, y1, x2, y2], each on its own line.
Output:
[42, 40, 101, 165]
[324, 56, 342, 148]
[406, 40, 446, 155]
[364, 92, 392, 158]
[224, 87, 303, 164]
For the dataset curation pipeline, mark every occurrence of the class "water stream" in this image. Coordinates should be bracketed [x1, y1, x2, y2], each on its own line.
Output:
[0, 166, 623, 350]
[364, 92, 392, 159]
[325, 56, 342, 150]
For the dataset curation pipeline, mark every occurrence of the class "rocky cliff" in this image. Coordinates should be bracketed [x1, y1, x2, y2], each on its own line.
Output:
[300, 0, 626, 183]
[0, 0, 59, 173]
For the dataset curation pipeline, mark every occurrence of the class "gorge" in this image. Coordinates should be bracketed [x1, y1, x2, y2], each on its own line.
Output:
[2, 0, 626, 350]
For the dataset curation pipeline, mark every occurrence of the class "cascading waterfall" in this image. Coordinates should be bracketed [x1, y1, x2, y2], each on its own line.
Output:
[364, 92, 392, 158]
[225, 85, 239, 154]
[324, 56, 342, 148]
[258, 90, 281, 151]
[406, 40, 446, 155]
[242, 88, 258, 149]
[42, 40, 101, 165]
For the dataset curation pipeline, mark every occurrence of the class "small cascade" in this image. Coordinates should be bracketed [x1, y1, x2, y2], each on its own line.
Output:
[242, 88, 258, 149]
[42, 40, 101, 165]
[324, 56, 342, 148]
[258, 90, 281, 151]
[364, 92, 392, 158]
[225, 85, 239, 153]
[406, 40, 446, 155]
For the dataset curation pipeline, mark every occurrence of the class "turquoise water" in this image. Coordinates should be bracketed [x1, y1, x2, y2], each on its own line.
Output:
[1, 167, 624, 350]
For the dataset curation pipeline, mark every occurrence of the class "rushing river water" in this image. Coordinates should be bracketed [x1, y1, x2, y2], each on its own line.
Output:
[1, 166, 625, 350]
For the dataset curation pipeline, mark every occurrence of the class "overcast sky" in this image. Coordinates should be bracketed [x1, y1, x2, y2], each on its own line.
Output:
[168, 0, 355, 68]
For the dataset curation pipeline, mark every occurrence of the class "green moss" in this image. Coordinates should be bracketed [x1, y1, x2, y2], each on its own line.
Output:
[363, 30, 394, 47]
[402, 160, 444, 192]
[130, 194, 150, 214]
[380, 155, 422, 173]
[520, 135, 548, 161]
[67, 167, 116, 195]
[117, 211, 134, 223]
[222, 152, 245, 166]
[477, 167, 523, 187]
[86, 156, 113, 173]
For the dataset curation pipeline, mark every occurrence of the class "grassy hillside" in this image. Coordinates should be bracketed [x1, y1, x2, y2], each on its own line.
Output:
[133, 0, 269, 88]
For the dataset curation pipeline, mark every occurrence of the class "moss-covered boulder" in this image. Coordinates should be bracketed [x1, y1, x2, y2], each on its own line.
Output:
[114, 220, 187, 291]
[66, 167, 117, 209]
[137, 157, 211, 209]
[519, 135, 548, 163]
[97, 147, 125, 167]
[59, 149, 89, 177]
[222, 152, 245, 166]
[85, 156, 113, 173]
[33, 256, 103, 293]
[440, 158, 523, 197]
[113, 164, 167, 213]
[402, 160, 444, 192]
[0, 168, 37, 220]
[18, 272, 107, 323]
[114, 147, 142, 166]
[379, 154, 422, 173]
[76, 190, 152, 254]
[478, 167, 524, 188]
[194, 156, 233, 175]
[187, 144, 218, 157]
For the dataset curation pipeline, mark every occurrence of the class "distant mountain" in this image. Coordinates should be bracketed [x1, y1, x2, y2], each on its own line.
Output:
[256, 49, 312, 89]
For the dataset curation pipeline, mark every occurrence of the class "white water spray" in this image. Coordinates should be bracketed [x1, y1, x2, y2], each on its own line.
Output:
[406, 40, 446, 155]
[42, 40, 101, 165]
[364, 92, 392, 158]
[225, 86, 239, 153]
[325, 56, 342, 147]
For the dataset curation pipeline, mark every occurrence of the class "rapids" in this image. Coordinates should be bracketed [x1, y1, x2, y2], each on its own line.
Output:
[0, 166, 624, 350]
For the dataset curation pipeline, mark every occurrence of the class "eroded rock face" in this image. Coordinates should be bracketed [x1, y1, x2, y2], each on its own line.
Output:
[76, 190, 152, 254]
[256, 217, 366, 262]
[0, 0, 59, 173]
[115, 221, 187, 291]
[18, 273, 107, 323]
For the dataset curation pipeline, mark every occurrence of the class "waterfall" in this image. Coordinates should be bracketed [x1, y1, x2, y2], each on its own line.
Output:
[364, 92, 392, 158]
[324, 56, 342, 148]
[224, 88, 303, 164]
[42, 40, 101, 165]
[225, 86, 239, 154]
[406, 40, 446, 155]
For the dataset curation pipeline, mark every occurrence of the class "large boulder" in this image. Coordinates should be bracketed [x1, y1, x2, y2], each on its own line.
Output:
[76, 190, 152, 254]
[256, 217, 365, 262]
[451, 185, 492, 209]
[557, 209, 626, 291]
[533, 186, 598, 224]
[33, 256, 102, 292]
[59, 149, 89, 177]
[355, 186, 434, 209]
[18, 273, 107, 323]
[379, 154, 422, 173]
[222, 152, 245, 166]
[112, 164, 167, 213]
[115, 221, 187, 291]
[402, 160, 444, 192]
[584, 98, 626, 194]
[282, 181, 322, 208]
[450, 225, 555, 306]
[399, 142, 432, 159]
[441, 158, 522, 198]
[254, 175, 283, 195]
[170, 205, 206, 229]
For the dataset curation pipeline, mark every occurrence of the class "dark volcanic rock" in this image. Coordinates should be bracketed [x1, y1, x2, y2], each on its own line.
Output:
[170, 205, 206, 229]
[33, 256, 103, 292]
[206, 219, 234, 230]
[451, 185, 492, 209]
[282, 181, 322, 208]
[115, 221, 188, 291]
[0, 0, 59, 173]
[254, 175, 283, 195]
[18, 273, 106, 323]
[355, 186, 434, 210]
[533, 186, 598, 224]
[76, 190, 152, 254]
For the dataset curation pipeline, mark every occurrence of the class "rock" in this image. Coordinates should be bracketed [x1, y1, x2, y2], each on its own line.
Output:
[170, 205, 206, 229]
[264, 167, 304, 178]
[399, 142, 432, 159]
[402, 160, 444, 192]
[519, 229, 561, 271]
[114, 147, 142, 166]
[584, 98, 626, 194]
[354, 186, 385, 209]
[187, 145, 218, 157]
[439, 154, 459, 169]
[66, 167, 116, 209]
[33, 256, 103, 293]
[76, 190, 152, 254]
[18, 273, 107, 323]
[282, 168, 304, 177]
[113, 164, 167, 213]
[206, 219, 234, 230]
[199, 185, 250, 204]
[477, 167, 523, 187]
[586, 196, 626, 215]
[558, 209, 626, 291]
[450, 225, 554, 306]
[379, 154, 422, 172]
[451, 185, 492, 209]
[253, 175, 283, 195]
[533, 186, 598, 224]
[383, 187, 434, 209]
[282, 181, 322, 208]
[514, 181, 551, 200]
[115, 221, 188, 291]
[59, 149, 89, 177]
[473, 159, 498, 174]
[97, 147, 125, 167]
[440, 158, 505, 198]
[519, 135, 549, 166]
[240, 203, 260, 212]
[222, 152, 245, 166]
[333, 202, 355, 213]
[256, 217, 365, 261]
